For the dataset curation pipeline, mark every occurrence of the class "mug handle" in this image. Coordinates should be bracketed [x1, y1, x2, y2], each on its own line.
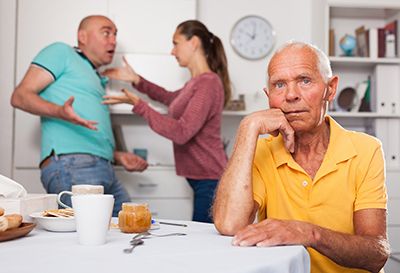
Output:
[57, 191, 73, 209]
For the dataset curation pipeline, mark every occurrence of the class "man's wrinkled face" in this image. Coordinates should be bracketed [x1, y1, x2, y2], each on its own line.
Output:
[266, 47, 332, 133]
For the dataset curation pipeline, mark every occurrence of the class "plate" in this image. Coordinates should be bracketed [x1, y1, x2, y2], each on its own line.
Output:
[30, 212, 76, 232]
[0, 222, 36, 242]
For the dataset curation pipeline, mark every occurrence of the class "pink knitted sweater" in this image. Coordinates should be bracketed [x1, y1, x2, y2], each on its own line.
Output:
[132, 72, 227, 180]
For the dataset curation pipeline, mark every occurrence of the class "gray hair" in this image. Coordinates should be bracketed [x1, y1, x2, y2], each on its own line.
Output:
[268, 41, 332, 83]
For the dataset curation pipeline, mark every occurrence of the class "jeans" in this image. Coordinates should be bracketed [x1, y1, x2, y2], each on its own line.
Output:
[40, 154, 130, 217]
[187, 178, 218, 223]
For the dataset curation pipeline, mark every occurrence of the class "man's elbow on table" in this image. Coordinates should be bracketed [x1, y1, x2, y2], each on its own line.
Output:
[214, 212, 253, 236]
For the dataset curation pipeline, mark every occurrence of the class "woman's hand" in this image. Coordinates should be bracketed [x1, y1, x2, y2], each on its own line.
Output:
[103, 89, 140, 106]
[114, 151, 148, 172]
[102, 56, 140, 85]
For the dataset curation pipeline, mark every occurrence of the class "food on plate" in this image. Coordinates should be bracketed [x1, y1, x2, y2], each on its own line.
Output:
[0, 216, 7, 232]
[0, 213, 23, 232]
[0, 207, 4, 216]
[5, 214, 23, 229]
[42, 208, 74, 218]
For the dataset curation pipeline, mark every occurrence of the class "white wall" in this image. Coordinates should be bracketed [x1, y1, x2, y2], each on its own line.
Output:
[0, 1, 17, 177]
[198, 0, 313, 112]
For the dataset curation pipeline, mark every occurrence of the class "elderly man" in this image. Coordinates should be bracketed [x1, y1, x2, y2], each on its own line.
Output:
[213, 41, 390, 273]
[11, 15, 148, 216]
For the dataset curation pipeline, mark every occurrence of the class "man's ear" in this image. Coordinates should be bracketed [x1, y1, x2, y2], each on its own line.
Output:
[263, 87, 270, 98]
[326, 75, 339, 101]
[78, 30, 87, 45]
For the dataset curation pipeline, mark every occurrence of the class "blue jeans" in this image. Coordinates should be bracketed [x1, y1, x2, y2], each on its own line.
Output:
[40, 154, 130, 217]
[187, 178, 218, 223]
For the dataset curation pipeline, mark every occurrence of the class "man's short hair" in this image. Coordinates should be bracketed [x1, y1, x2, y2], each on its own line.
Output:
[268, 41, 332, 83]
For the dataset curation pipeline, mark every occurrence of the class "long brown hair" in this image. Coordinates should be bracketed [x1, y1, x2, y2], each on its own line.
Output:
[177, 20, 231, 106]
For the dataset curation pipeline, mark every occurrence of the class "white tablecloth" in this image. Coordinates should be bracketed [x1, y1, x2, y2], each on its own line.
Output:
[1, 220, 310, 273]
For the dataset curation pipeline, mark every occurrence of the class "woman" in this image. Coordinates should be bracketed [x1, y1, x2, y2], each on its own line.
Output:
[103, 20, 231, 223]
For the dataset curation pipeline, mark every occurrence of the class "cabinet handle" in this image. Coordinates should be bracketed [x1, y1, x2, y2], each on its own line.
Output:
[138, 183, 158, 188]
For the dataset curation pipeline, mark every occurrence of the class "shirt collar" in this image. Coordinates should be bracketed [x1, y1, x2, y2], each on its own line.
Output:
[74, 47, 96, 69]
[270, 115, 357, 169]
[74, 47, 109, 87]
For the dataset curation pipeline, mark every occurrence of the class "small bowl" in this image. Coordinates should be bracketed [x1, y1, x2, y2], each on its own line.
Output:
[30, 212, 76, 232]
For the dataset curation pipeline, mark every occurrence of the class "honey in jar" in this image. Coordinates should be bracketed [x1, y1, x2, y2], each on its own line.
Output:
[118, 203, 151, 233]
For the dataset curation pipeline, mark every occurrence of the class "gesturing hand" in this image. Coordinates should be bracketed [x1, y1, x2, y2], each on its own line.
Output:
[232, 218, 316, 248]
[103, 88, 140, 106]
[59, 96, 98, 130]
[114, 151, 148, 172]
[102, 56, 140, 84]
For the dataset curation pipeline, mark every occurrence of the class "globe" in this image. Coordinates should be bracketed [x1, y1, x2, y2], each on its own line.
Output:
[339, 34, 356, 56]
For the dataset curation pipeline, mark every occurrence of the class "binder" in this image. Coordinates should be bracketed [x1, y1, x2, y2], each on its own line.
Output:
[368, 28, 378, 59]
[373, 65, 400, 115]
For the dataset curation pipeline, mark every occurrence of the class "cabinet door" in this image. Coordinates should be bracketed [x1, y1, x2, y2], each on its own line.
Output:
[375, 119, 400, 170]
[13, 169, 45, 194]
[387, 227, 400, 257]
[388, 198, 400, 226]
[373, 65, 400, 115]
[109, 0, 196, 54]
[133, 198, 193, 220]
[14, 0, 108, 168]
[386, 171, 400, 199]
[115, 167, 193, 198]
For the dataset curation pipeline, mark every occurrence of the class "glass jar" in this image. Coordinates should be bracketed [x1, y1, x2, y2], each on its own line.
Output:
[118, 203, 151, 233]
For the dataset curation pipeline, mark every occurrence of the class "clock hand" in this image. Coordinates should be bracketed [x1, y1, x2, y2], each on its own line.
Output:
[251, 22, 256, 39]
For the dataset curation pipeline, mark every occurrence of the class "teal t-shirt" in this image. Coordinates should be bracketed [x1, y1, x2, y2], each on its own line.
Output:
[33, 42, 115, 161]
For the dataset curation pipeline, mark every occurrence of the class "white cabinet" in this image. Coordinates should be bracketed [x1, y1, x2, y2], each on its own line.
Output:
[322, 2, 400, 271]
[323, 2, 400, 171]
[115, 166, 193, 220]
[324, 1, 400, 116]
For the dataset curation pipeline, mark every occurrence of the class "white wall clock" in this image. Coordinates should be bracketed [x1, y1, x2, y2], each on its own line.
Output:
[230, 15, 276, 60]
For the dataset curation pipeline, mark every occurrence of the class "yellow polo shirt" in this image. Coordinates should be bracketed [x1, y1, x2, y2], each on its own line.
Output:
[253, 116, 387, 273]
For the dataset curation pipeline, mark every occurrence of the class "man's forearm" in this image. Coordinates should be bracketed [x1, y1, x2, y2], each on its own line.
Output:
[213, 118, 260, 235]
[11, 89, 62, 118]
[312, 225, 390, 272]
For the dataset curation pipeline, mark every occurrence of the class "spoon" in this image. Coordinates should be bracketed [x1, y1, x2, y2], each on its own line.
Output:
[123, 239, 144, 254]
[130, 232, 186, 242]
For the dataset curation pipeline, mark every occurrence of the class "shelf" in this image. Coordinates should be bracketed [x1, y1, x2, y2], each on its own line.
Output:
[330, 6, 400, 19]
[328, 112, 400, 118]
[330, 57, 400, 68]
[222, 110, 251, 116]
[109, 104, 167, 115]
[110, 107, 251, 117]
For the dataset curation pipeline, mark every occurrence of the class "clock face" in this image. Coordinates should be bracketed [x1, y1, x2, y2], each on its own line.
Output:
[230, 15, 275, 60]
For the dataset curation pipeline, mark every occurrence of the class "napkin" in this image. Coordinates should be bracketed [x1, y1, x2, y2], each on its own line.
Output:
[0, 174, 27, 198]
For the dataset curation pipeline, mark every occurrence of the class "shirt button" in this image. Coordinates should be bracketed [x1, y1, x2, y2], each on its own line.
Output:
[302, 180, 308, 187]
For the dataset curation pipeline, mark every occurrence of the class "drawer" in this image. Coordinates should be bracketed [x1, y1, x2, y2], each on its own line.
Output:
[132, 198, 193, 220]
[388, 198, 400, 226]
[388, 227, 400, 252]
[115, 167, 193, 198]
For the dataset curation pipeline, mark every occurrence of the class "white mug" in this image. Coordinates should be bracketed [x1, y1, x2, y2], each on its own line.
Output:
[72, 194, 114, 245]
[57, 184, 104, 209]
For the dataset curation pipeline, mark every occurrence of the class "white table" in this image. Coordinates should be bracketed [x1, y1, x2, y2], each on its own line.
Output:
[1, 220, 310, 273]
